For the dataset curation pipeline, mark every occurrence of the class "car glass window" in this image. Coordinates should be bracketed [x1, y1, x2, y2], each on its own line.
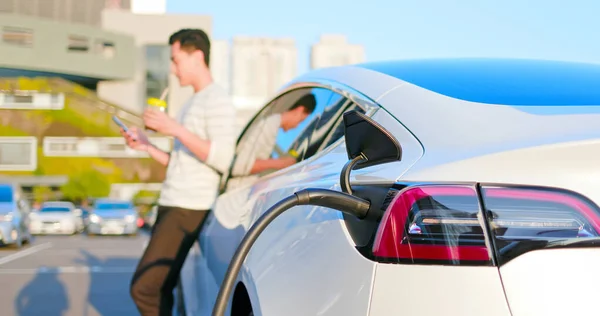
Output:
[229, 87, 331, 178]
[275, 88, 335, 160]
[302, 95, 349, 160]
[319, 102, 366, 151]
[40, 207, 70, 213]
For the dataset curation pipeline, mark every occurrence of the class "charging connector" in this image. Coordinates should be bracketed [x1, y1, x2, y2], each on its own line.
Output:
[211, 188, 371, 316]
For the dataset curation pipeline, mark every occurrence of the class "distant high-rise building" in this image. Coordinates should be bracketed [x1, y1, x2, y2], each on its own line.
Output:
[231, 37, 297, 109]
[210, 40, 230, 95]
[131, 0, 165, 14]
[310, 35, 365, 69]
[0, 0, 131, 26]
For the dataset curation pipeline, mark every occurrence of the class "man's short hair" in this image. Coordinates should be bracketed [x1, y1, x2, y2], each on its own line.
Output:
[290, 93, 317, 114]
[169, 28, 211, 66]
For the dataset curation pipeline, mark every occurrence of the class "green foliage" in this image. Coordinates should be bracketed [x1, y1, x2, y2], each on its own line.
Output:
[60, 169, 112, 202]
[32, 186, 54, 203]
[132, 189, 159, 216]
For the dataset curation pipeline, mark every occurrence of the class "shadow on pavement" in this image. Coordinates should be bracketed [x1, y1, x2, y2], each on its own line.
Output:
[75, 248, 140, 316]
[15, 268, 69, 316]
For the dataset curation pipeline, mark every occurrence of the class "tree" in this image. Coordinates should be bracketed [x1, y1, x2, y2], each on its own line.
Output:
[61, 169, 111, 202]
[32, 186, 53, 203]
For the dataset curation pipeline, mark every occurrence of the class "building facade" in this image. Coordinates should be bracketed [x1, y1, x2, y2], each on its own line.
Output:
[0, 13, 135, 85]
[130, 0, 165, 14]
[0, 0, 131, 26]
[310, 34, 365, 70]
[210, 39, 231, 95]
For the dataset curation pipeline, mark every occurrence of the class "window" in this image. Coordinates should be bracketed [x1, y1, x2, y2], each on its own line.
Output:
[96, 40, 116, 59]
[229, 87, 343, 179]
[298, 94, 349, 160]
[0, 137, 37, 171]
[68, 35, 89, 52]
[319, 102, 366, 150]
[2, 26, 33, 47]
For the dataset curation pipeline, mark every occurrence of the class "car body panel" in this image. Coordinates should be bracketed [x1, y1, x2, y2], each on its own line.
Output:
[500, 248, 600, 316]
[369, 264, 511, 316]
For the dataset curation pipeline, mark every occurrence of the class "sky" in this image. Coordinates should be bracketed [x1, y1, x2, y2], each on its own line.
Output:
[166, 0, 600, 74]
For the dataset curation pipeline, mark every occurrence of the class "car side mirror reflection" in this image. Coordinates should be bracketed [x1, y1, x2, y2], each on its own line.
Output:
[340, 110, 402, 194]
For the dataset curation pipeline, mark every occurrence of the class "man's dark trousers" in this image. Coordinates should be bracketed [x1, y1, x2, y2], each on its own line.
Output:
[130, 205, 208, 316]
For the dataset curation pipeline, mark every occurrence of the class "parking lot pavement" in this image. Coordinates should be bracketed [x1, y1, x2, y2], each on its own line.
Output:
[0, 231, 149, 316]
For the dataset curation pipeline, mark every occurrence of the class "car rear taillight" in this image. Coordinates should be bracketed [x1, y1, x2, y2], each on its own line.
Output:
[371, 183, 600, 266]
[480, 185, 600, 265]
[372, 185, 493, 266]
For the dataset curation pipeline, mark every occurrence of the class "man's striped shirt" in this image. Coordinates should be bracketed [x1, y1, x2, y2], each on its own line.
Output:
[158, 83, 236, 210]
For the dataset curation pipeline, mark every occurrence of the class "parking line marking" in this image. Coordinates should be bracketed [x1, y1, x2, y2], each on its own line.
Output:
[0, 242, 53, 266]
[0, 265, 136, 274]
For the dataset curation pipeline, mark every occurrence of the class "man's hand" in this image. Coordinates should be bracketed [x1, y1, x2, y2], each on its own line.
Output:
[143, 108, 182, 136]
[121, 126, 151, 151]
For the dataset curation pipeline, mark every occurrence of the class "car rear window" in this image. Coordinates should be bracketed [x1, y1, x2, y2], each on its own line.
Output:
[40, 207, 71, 212]
[96, 203, 132, 210]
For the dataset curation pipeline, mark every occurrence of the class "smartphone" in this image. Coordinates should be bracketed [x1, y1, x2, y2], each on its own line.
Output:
[112, 115, 129, 132]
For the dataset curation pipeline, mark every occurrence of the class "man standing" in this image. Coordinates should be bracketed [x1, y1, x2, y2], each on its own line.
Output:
[121, 28, 236, 315]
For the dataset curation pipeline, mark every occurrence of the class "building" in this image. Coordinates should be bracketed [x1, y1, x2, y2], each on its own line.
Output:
[0, 13, 134, 88]
[231, 36, 297, 110]
[130, 0, 166, 14]
[310, 34, 365, 69]
[98, 9, 213, 117]
[0, 11, 171, 191]
[0, 0, 131, 26]
[210, 39, 231, 95]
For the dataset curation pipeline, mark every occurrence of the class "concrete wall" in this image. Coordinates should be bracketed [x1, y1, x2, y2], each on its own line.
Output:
[0, 13, 135, 80]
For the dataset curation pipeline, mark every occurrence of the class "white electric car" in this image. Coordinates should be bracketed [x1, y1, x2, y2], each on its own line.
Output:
[180, 58, 600, 316]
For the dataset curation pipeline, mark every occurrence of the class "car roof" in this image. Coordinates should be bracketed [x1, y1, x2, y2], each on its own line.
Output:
[358, 58, 600, 106]
[288, 58, 600, 179]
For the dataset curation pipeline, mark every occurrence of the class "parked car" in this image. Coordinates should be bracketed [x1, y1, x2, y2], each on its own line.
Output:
[179, 58, 600, 316]
[29, 201, 84, 235]
[87, 199, 139, 236]
[0, 183, 32, 248]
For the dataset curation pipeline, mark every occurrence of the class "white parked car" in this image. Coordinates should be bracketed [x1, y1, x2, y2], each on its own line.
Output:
[30, 201, 84, 235]
[180, 58, 600, 316]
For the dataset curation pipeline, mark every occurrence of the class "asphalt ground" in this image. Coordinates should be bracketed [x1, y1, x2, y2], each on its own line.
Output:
[0, 231, 150, 316]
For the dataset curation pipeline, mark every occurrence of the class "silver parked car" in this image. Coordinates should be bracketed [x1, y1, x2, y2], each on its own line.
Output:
[87, 199, 139, 236]
[30, 201, 84, 235]
[0, 183, 32, 248]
